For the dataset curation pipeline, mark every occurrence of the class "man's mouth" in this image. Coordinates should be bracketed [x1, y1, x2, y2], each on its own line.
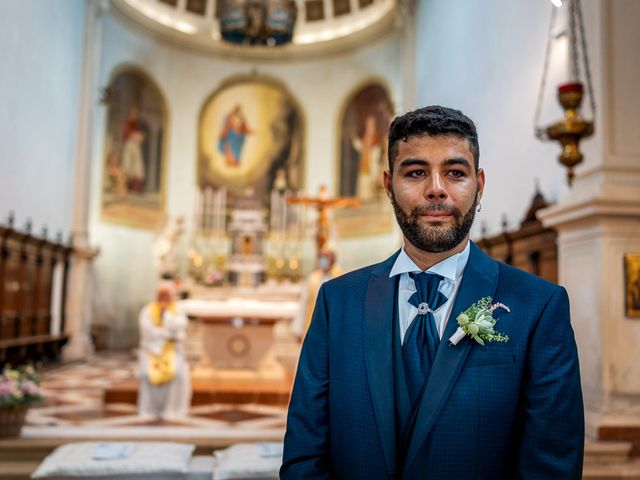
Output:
[416, 207, 454, 218]
[419, 213, 452, 222]
[407, 203, 461, 223]
[413, 204, 459, 223]
[419, 211, 451, 217]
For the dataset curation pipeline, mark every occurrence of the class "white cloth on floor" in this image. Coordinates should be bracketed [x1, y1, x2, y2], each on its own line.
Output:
[213, 443, 282, 479]
[91, 442, 134, 460]
[137, 304, 191, 418]
[31, 441, 196, 479]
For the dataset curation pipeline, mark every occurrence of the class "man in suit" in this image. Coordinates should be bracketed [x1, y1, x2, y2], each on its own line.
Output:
[281, 106, 584, 479]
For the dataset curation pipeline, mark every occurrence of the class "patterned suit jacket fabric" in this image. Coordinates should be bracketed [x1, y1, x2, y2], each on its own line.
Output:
[281, 242, 584, 479]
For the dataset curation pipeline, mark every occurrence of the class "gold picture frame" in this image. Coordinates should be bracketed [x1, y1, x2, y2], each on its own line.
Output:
[625, 253, 640, 318]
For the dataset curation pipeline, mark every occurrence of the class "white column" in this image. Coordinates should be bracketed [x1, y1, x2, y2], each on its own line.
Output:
[400, 0, 416, 112]
[539, 0, 640, 437]
[64, 0, 105, 360]
[49, 261, 64, 336]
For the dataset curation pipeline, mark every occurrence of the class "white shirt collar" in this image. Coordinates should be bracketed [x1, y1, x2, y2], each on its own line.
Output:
[389, 240, 471, 282]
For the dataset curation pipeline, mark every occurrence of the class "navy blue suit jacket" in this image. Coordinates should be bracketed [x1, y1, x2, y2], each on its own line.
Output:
[281, 243, 584, 479]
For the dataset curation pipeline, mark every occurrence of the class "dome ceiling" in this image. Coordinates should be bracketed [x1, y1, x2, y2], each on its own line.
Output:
[111, 0, 399, 59]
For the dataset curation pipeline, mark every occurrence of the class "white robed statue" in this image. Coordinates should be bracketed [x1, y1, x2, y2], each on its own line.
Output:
[137, 282, 191, 419]
[291, 249, 343, 342]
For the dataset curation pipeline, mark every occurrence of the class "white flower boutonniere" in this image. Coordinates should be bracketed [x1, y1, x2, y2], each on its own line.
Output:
[448, 297, 510, 346]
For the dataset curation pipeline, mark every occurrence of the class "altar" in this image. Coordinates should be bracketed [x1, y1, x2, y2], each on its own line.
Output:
[104, 284, 302, 407]
[179, 284, 301, 370]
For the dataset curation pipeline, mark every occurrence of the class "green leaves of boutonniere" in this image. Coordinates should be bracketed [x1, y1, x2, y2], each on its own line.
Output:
[448, 297, 510, 346]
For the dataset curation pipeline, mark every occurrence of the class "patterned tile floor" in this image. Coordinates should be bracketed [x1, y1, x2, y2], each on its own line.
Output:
[22, 353, 287, 441]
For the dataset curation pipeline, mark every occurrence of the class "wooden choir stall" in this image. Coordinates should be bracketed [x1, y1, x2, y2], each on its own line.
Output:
[0, 219, 72, 365]
[476, 188, 558, 283]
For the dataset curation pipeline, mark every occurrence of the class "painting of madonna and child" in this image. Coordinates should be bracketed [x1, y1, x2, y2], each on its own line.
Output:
[197, 78, 304, 208]
[101, 68, 167, 229]
[335, 82, 395, 237]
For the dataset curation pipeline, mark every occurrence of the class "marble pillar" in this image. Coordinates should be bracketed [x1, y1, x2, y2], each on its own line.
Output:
[63, 1, 105, 360]
[539, 0, 640, 438]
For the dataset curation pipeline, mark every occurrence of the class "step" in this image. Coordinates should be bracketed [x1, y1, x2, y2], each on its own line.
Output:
[586, 440, 634, 464]
[583, 462, 640, 480]
[104, 376, 291, 406]
[0, 461, 39, 480]
[0, 438, 57, 462]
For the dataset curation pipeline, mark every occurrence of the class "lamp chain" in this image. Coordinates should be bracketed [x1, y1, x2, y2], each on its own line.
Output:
[533, 3, 557, 140]
[575, 0, 596, 118]
[569, 0, 581, 81]
[534, 0, 596, 140]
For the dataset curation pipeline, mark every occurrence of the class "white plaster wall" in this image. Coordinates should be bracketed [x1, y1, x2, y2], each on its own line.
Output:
[0, 0, 85, 234]
[414, 0, 604, 239]
[89, 9, 404, 346]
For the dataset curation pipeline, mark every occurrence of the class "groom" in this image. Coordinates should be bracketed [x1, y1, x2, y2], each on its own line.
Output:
[281, 106, 584, 479]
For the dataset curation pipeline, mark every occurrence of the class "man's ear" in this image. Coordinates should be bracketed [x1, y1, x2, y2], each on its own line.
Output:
[476, 168, 485, 202]
[383, 170, 393, 199]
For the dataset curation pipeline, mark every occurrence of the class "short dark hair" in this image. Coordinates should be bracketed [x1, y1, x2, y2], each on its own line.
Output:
[387, 105, 480, 172]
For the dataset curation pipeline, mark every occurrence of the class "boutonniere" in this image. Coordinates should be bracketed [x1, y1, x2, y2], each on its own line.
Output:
[448, 297, 510, 346]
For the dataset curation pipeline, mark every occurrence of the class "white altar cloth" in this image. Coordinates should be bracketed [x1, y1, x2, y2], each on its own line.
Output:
[178, 298, 298, 319]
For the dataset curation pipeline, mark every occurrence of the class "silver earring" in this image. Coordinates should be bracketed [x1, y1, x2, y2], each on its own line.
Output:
[477, 203, 482, 213]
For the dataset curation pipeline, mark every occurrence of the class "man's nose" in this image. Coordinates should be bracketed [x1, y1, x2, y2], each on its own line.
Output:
[424, 173, 448, 200]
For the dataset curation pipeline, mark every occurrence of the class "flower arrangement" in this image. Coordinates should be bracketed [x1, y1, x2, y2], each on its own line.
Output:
[0, 365, 42, 408]
[449, 297, 510, 346]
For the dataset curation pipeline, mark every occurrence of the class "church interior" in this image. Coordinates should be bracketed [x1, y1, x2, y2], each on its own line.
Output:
[1, 0, 640, 478]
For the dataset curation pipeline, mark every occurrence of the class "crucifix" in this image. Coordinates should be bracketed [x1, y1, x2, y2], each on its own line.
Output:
[287, 186, 361, 252]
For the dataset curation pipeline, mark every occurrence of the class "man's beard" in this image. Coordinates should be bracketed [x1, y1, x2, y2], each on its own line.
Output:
[390, 190, 478, 253]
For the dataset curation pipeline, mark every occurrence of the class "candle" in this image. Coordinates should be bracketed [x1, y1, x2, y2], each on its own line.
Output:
[270, 190, 277, 232]
[204, 187, 212, 231]
[213, 189, 220, 235]
[220, 188, 226, 235]
[194, 189, 202, 231]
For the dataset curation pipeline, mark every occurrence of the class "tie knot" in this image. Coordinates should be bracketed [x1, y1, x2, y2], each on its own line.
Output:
[408, 272, 447, 313]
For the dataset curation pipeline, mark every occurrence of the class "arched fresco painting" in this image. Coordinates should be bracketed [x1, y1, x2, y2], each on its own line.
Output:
[197, 77, 304, 205]
[101, 67, 167, 229]
[335, 81, 394, 237]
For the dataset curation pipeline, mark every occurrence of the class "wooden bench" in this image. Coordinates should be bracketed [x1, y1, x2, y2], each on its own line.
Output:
[0, 334, 68, 364]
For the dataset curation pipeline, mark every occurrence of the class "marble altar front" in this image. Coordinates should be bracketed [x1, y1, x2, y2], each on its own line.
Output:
[179, 284, 301, 370]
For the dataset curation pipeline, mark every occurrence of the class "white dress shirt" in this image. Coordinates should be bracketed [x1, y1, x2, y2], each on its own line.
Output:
[389, 241, 471, 344]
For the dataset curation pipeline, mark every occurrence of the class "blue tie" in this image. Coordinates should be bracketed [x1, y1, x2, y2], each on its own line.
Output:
[403, 272, 448, 406]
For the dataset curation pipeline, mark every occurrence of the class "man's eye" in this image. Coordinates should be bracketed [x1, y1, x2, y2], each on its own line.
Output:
[448, 170, 465, 178]
[407, 170, 426, 178]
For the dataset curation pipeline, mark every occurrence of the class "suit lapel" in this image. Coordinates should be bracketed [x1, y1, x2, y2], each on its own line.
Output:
[364, 250, 400, 475]
[404, 243, 499, 467]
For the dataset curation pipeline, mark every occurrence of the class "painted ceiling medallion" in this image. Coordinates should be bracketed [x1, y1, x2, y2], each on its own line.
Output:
[219, 1, 298, 47]
[111, 0, 398, 58]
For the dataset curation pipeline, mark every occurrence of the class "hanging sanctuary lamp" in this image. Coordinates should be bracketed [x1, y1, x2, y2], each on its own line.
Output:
[535, 0, 595, 186]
